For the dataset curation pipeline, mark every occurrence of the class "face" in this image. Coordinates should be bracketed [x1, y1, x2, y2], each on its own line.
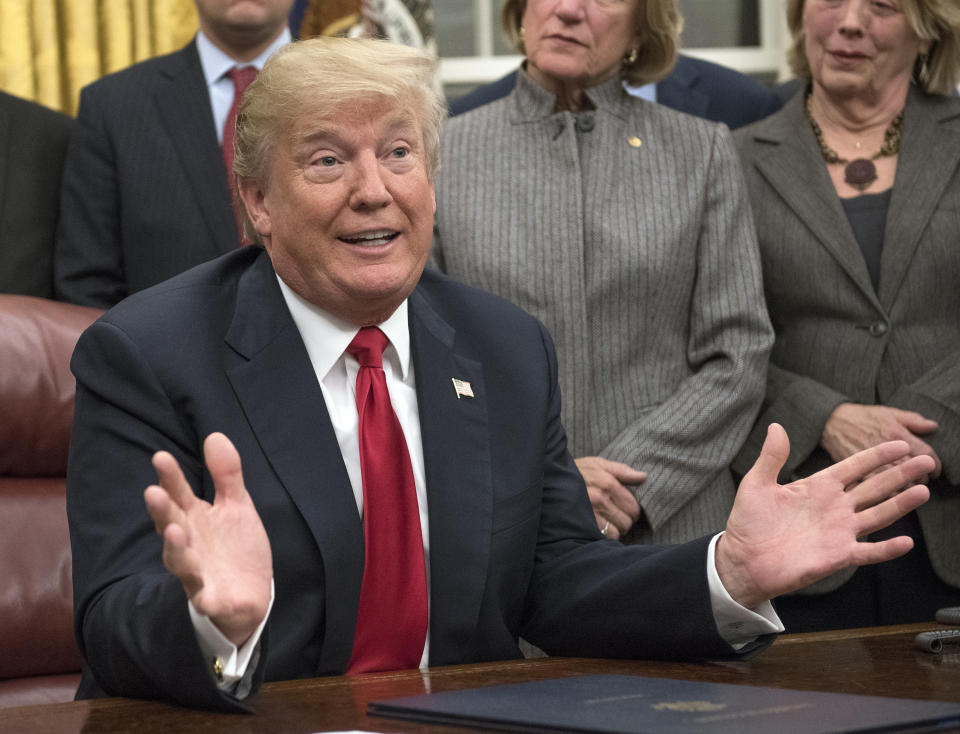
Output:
[194, 0, 293, 46]
[522, 0, 642, 92]
[238, 101, 436, 326]
[802, 0, 929, 100]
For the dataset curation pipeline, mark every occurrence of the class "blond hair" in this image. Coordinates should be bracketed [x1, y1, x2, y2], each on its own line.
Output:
[786, 0, 960, 94]
[500, 0, 684, 86]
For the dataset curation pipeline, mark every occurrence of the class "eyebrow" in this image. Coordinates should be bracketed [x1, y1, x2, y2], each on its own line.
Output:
[296, 112, 420, 149]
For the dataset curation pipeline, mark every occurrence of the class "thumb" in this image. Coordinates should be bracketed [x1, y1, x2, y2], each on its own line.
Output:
[745, 423, 790, 486]
[204, 432, 246, 504]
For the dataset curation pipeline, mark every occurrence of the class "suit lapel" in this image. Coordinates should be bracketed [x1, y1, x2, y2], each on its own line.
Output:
[879, 89, 960, 309]
[656, 57, 709, 118]
[224, 252, 363, 672]
[408, 286, 493, 661]
[748, 95, 880, 308]
[153, 42, 238, 257]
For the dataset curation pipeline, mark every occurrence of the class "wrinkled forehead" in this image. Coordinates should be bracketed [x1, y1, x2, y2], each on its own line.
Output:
[284, 96, 423, 146]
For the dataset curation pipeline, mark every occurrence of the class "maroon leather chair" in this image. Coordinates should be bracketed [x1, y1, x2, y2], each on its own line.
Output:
[0, 295, 102, 707]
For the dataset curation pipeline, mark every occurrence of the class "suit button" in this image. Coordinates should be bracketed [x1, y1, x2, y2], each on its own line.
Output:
[575, 113, 595, 132]
[869, 321, 888, 337]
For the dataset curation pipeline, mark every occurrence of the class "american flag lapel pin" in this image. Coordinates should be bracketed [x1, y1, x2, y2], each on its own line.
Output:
[451, 378, 474, 399]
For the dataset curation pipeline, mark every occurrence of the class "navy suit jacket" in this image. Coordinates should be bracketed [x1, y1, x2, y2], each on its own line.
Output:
[448, 56, 782, 129]
[67, 248, 762, 710]
[54, 41, 239, 308]
[0, 91, 72, 298]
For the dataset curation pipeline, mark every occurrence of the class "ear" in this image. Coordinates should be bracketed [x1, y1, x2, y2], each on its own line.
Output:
[236, 176, 272, 239]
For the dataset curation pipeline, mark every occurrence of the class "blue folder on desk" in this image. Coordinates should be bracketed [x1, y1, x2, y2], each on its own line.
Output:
[369, 674, 960, 733]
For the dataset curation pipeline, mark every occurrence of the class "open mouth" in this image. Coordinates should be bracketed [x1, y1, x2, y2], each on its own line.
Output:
[339, 230, 399, 247]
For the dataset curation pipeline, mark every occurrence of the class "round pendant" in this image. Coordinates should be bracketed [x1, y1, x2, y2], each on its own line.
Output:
[844, 159, 877, 190]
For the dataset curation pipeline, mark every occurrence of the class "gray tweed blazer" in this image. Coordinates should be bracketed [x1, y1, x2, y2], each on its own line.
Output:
[432, 71, 773, 545]
[733, 87, 960, 590]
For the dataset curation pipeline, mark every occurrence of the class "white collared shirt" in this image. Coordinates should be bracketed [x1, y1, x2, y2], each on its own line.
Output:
[622, 81, 656, 102]
[190, 279, 781, 689]
[195, 27, 292, 145]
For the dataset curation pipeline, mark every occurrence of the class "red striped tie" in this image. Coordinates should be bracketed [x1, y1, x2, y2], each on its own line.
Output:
[346, 327, 428, 673]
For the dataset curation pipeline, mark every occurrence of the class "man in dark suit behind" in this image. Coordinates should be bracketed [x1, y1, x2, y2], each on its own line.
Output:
[53, 0, 293, 308]
[449, 55, 782, 129]
[67, 38, 933, 712]
[0, 91, 72, 298]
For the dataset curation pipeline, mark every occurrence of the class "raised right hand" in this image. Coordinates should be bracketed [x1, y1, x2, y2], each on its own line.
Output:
[144, 432, 273, 647]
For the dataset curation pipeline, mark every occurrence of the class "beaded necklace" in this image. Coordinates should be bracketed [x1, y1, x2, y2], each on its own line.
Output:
[805, 93, 903, 191]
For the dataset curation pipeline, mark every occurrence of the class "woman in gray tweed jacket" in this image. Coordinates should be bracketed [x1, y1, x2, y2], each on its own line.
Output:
[432, 0, 773, 546]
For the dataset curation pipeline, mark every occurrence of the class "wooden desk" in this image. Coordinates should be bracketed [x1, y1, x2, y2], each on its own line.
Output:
[3, 623, 959, 733]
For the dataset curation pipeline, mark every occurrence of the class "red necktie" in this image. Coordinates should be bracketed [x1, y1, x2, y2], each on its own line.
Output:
[346, 327, 428, 673]
[222, 66, 258, 244]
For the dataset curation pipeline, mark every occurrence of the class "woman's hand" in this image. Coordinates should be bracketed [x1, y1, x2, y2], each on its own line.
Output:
[822, 403, 941, 481]
[575, 456, 646, 540]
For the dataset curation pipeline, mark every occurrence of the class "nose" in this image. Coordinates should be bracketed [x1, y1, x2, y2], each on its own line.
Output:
[555, 0, 586, 22]
[837, 0, 867, 36]
[348, 152, 392, 210]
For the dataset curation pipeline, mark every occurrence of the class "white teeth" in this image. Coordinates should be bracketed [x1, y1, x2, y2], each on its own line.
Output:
[342, 230, 395, 245]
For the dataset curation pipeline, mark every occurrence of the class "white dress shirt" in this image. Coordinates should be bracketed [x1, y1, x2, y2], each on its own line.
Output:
[195, 27, 292, 145]
[191, 279, 782, 690]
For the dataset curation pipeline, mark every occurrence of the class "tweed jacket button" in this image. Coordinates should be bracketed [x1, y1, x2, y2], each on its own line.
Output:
[869, 321, 888, 337]
[575, 113, 595, 132]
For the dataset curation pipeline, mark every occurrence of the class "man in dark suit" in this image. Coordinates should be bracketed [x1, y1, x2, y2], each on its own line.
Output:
[53, 0, 293, 308]
[448, 55, 782, 129]
[0, 91, 72, 298]
[67, 38, 933, 712]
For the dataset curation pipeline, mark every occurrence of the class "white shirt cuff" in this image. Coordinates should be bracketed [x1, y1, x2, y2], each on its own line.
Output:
[707, 533, 784, 649]
[188, 580, 276, 691]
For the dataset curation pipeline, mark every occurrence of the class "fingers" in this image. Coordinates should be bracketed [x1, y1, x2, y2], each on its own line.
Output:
[160, 523, 204, 598]
[143, 485, 204, 597]
[744, 422, 790, 486]
[589, 484, 639, 539]
[144, 484, 184, 537]
[591, 457, 647, 486]
[892, 408, 939, 435]
[203, 432, 248, 505]
[901, 434, 942, 479]
[577, 456, 644, 539]
[825, 440, 912, 487]
[849, 534, 916, 568]
[152, 449, 198, 512]
[855, 484, 930, 541]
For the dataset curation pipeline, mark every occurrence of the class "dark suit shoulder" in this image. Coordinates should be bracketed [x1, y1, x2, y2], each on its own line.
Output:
[664, 55, 782, 129]
[0, 90, 72, 155]
[78, 41, 198, 103]
[0, 90, 72, 128]
[102, 247, 257, 330]
[448, 70, 519, 117]
[417, 267, 546, 330]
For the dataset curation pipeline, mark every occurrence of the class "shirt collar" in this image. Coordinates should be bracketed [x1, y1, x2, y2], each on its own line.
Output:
[512, 66, 633, 123]
[276, 276, 412, 382]
[195, 26, 292, 87]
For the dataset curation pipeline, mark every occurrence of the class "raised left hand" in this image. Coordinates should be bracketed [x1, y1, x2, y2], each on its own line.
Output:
[716, 423, 932, 610]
